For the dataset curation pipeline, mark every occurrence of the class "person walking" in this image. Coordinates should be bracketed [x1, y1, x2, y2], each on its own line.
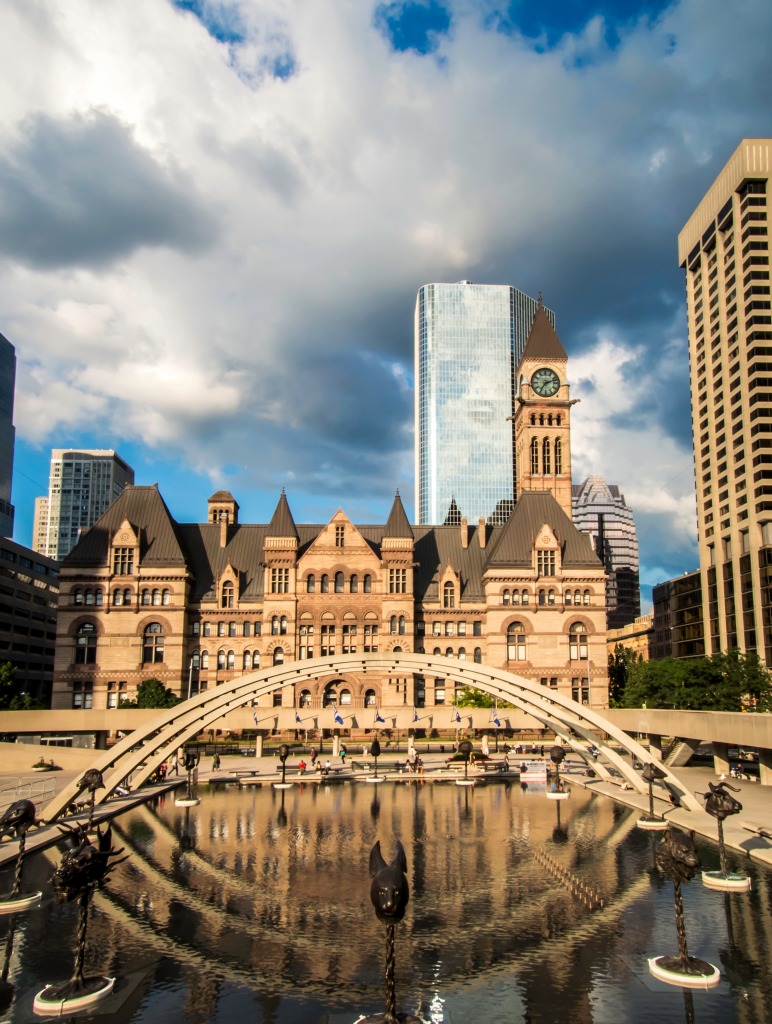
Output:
[212, 751, 220, 772]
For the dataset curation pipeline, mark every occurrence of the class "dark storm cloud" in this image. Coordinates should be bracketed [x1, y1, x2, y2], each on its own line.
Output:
[0, 111, 217, 269]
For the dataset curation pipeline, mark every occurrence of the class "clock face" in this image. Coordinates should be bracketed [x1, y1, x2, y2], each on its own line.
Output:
[531, 367, 560, 397]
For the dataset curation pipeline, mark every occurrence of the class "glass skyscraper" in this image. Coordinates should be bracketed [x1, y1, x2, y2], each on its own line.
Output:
[572, 476, 641, 630]
[415, 281, 554, 525]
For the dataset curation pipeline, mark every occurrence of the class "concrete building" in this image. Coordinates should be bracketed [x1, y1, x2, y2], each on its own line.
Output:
[33, 449, 134, 561]
[0, 537, 59, 704]
[415, 281, 554, 525]
[0, 332, 16, 538]
[572, 476, 641, 631]
[651, 570, 705, 662]
[606, 613, 654, 661]
[678, 138, 772, 666]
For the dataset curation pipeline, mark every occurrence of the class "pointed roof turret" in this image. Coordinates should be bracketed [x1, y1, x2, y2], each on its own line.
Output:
[384, 490, 414, 539]
[520, 296, 567, 363]
[444, 497, 462, 526]
[267, 488, 299, 539]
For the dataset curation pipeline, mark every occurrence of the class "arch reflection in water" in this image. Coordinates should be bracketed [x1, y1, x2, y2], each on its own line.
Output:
[1, 782, 771, 1023]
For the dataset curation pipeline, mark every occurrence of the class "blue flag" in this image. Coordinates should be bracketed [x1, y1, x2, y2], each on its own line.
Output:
[333, 706, 344, 726]
[253, 710, 258, 726]
[374, 709, 385, 725]
[492, 711, 501, 727]
[413, 708, 420, 723]
[453, 707, 461, 724]
[295, 712, 302, 724]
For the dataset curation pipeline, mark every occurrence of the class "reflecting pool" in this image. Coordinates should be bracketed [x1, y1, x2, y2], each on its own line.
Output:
[2, 779, 771, 1023]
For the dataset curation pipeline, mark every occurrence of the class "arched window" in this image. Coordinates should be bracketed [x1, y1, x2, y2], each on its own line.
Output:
[334, 571, 344, 594]
[569, 622, 588, 660]
[217, 649, 226, 670]
[307, 574, 316, 594]
[458, 648, 466, 660]
[272, 616, 279, 635]
[273, 648, 284, 666]
[141, 589, 151, 606]
[445, 621, 454, 636]
[227, 621, 236, 637]
[322, 683, 338, 707]
[443, 581, 455, 609]
[548, 589, 555, 605]
[507, 622, 526, 661]
[74, 588, 84, 605]
[152, 589, 162, 606]
[123, 588, 131, 605]
[252, 651, 260, 669]
[583, 589, 591, 606]
[201, 650, 209, 669]
[363, 574, 372, 594]
[433, 647, 441, 656]
[473, 647, 482, 664]
[398, 616, 405, 635]
[390, 615, 397, 635]
[162, 589, 170, 605]
[227, 650, 235, 669]
[94, 589, 104, 606]
[113, 589, 124, 606]
[565, 590, 572, 605]
[512, 590, 520, 605]
[299, 689, 312, 707]
[521, 590, 530, 605]
[75, 623, 97, 664]
[531, 438, 539, 474]
[142, 623, 164, 664]
[503, 589, 510, 605]
[192, 650, 200, 670]
[221, 581, 234, 609]
[555, 438, 563, 474]
[339, 688, 352, 705]
[280, 616, 287, 635]
[321, 574, 330, 593]
[350, 574, 358, 593]
[243, 650, 251, 670]
[574, 589, 581, 604]
[364, 689, 376, 707]
[445, 647, 453, 658]
[218, 621, 226, 637]
[542, 438, 551, 474]
[538, 589, 546, 606]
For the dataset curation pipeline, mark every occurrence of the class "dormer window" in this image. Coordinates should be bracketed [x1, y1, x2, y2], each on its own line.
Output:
[443, 581, 455, 608]
[113, 546, 134, 575]
[222, 580, 234, 608]
[537, 550, 555, 576]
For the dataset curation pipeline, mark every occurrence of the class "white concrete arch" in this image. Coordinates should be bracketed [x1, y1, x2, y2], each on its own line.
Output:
[42, 653, 702, 821]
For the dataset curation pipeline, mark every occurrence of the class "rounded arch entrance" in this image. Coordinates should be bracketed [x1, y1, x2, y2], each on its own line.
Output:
[42, 653, 702, 820]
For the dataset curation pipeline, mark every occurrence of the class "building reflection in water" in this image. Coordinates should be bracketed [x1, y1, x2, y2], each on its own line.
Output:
[0, 782, 770, 1023]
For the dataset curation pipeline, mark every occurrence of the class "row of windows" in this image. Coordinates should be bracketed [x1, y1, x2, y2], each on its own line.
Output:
[421, 620, 483, 637]
[75, 622, 164, 665]
[306, 573, 373, 594]
[530, 437, 564, 475]
[506, 622, 588, 662]
[502, 588, 592, 606]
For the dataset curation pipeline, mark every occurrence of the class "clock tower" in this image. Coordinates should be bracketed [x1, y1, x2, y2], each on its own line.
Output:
[514, 299, 575, 518]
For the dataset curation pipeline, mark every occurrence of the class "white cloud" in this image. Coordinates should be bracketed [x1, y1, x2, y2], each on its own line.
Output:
[0, 0, 769, 581]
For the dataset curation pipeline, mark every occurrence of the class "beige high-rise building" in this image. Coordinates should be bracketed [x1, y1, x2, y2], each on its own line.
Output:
[678, 138, 772, 665]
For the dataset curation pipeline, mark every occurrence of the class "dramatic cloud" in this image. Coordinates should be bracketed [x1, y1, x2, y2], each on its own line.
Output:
[1, 0, 770, 605]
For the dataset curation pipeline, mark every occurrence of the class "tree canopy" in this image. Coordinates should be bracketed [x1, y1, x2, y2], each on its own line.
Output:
[119, 678, 181, 709]
[614, 649, 772, 713]
[0, 662, 44, 710]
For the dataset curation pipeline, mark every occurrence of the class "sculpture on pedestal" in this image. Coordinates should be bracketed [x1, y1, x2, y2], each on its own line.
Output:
[701, 781, 750, 891]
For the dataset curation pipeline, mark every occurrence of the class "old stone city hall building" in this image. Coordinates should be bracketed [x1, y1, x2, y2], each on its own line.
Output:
[51, 308, 609, 721]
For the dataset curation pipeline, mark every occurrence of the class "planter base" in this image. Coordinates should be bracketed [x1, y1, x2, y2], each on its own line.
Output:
[702, 870, 752, 892]
[0, 891, 42, 915]
[648, 956, 720, 989]
[34, 975, 115, 1015]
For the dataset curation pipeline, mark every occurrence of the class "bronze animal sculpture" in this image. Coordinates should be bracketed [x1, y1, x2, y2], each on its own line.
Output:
[363, 841, 421, 1024]
[370, 840, 409, 923]
[702, 780, 743, 876]
[641, 761, 668, 822]
[0, 799, 37, 900]
[72, 768, 105, 830]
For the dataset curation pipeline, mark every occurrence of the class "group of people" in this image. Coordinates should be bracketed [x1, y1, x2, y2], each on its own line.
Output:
[299, 748, 333, 775]
[404, 750, 425, 774]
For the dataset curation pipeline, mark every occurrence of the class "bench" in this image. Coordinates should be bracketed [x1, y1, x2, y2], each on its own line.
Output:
[481, 760, 509, 773]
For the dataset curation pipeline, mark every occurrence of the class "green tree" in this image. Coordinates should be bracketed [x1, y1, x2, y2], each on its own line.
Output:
[607, 644, 642, 707]
[455, 687, 494, 708]
[619, 651, 772, 712]
[119, 678, 180, 709]
[0, 662, 44, 710]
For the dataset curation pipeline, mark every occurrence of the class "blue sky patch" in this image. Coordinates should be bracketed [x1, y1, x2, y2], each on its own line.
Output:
[488, 0, 676, 51]
[171, 0, 246, 45]
[375, 1, 452, 55]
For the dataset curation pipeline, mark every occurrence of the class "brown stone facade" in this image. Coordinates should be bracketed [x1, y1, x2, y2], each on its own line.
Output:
[52, 487, 609, 717]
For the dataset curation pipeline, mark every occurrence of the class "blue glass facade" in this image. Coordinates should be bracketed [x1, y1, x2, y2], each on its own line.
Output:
[415, 282, 553, 524]
[0, 332, 16, 538]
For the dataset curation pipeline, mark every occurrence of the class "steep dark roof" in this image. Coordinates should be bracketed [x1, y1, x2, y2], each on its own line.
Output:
[520, 302, 567, 363]
[209, 489, 239, 505]
[484, 491, 600, 569]
[444, 497, 462, 526]
[63, 485, 187, 568]
[383, 491, 414, 539]
[267, 489, 299, 539]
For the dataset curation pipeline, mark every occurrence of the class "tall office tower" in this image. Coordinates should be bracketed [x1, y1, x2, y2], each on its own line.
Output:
[0, 332, 16, 537]
[679, 138, 772, 666]
[33, 449, 135, 561]
[572, 476, 641, 630]
[415, 281, 555, 525]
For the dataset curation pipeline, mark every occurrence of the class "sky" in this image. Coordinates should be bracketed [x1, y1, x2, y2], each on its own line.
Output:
[1, 0, 770, 610]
